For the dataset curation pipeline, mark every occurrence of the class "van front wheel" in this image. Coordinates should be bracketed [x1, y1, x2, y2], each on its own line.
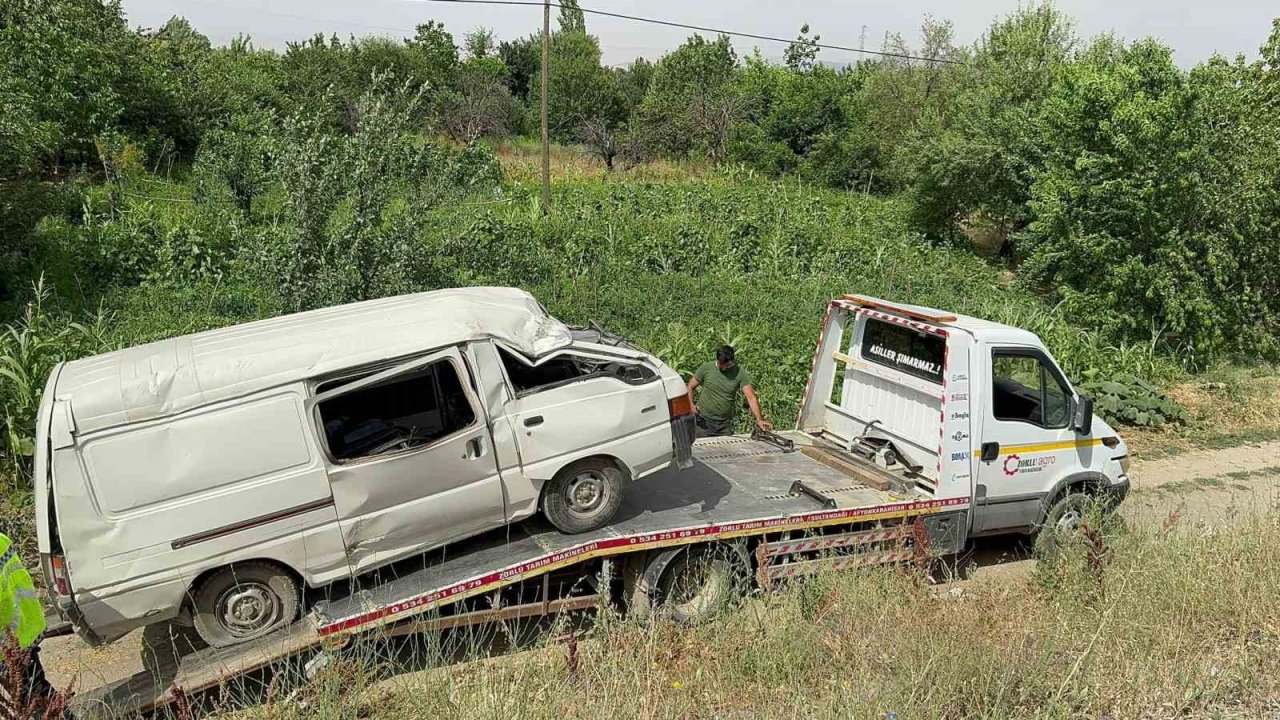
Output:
[543, 459, 625, 534]
[191, 563, 299, 648]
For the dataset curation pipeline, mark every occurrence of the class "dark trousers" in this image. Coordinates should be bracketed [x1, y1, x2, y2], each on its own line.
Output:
[694, 414, 733, 438]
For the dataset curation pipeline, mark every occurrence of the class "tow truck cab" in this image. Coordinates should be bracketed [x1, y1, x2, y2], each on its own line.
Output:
[797, 295, 1130, 536]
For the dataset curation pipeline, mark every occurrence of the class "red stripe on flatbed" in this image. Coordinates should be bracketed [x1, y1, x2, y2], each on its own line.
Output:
[316, 495, 970, 637]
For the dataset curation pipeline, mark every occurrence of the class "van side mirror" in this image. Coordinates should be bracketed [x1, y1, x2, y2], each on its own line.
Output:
[1073, 395, 1094, 435]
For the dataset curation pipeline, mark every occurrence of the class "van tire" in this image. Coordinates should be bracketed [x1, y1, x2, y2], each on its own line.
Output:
[191, 563, 299, 648]
[542, 458, 625, 534]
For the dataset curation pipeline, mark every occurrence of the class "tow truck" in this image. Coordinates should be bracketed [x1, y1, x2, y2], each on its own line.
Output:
[69, 294, 1129, 715]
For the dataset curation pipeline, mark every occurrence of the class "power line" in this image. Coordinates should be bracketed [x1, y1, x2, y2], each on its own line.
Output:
[185, 0, 961, 65]
[413, 0, 964, 65]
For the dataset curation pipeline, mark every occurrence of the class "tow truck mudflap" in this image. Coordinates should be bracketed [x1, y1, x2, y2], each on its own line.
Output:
[673, 414, 695, 469]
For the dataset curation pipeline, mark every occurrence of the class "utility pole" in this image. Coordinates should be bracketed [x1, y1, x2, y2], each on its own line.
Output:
[540, 0, 551, 214]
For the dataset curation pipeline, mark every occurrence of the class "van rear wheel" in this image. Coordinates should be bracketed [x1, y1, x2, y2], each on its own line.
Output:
[191, 563, 299, 648]
[543, 458, 625, 534]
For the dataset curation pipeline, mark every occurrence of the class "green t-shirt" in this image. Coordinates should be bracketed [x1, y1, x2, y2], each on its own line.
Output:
[693, 361, 753, 420]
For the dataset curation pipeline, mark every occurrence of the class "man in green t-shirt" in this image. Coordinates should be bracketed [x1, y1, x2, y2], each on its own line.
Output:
[686, 345, 772, 437]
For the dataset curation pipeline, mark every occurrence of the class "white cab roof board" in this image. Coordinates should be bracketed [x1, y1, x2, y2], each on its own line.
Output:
[53, 287, 573, 434]
[842, 294, 1041, 345]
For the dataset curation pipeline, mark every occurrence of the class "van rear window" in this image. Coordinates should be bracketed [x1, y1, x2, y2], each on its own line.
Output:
[859, 317, 945, 384]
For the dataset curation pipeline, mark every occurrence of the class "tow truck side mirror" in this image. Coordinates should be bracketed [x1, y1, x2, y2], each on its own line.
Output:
[1073, 395, 1094, 435]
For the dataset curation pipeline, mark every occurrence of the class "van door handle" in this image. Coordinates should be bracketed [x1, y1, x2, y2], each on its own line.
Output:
[641, 405, 657, 413]
[523, 415, 544, 427]
[463, 437, 485, 459]
[980, 442, 1000, 462]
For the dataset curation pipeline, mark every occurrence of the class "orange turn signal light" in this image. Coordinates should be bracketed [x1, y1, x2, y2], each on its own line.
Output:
[668, 395, 695, 418]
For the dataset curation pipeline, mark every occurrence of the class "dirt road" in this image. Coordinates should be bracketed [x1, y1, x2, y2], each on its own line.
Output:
[39, 440, 1280, 698]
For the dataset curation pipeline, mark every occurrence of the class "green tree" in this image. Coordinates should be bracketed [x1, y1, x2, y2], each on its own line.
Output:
[532, 30, 624, 141]
[632, 35, 742, 160]
[270, 76, 500, 310]
[901, 6, 1073, 243]
[498, 34, 540, 103]
[558, 0, 586, 34]
[784, 24, 820, 73]
[0, 0, 136, 169]
[1020, 32, 1280, 357]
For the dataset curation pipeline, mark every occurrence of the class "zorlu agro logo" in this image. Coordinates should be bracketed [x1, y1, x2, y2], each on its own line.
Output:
[1003, 453, 1056, 477]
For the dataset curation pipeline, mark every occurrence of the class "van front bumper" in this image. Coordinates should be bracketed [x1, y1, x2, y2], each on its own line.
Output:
[1105, 475, 1131, 505]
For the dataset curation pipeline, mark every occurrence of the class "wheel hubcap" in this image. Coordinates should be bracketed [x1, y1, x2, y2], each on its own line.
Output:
[566, 471, 606, 514]
[1056, 509, 1083, 534]
[218, 582, 280, 637]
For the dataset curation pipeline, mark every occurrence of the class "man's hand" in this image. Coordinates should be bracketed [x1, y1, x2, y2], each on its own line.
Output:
[743, 384, 770, 433]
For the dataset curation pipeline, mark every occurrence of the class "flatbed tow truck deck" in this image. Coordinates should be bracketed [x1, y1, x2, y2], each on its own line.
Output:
[76, 433, 968, 716]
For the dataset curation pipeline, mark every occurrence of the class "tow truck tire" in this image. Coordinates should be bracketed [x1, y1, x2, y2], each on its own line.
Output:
[542, 458, 625, 534]
[659, 547, 737, 625]
[629, 545, 742, 626]
[1033, 493, 1091, 560]
[191, 562, 299, 648]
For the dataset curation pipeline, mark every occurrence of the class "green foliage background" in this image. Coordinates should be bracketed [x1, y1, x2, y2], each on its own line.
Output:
[3, 1, 1279, 497]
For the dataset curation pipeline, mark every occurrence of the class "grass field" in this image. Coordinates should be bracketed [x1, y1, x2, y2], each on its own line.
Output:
[227, 513, 1280, 720]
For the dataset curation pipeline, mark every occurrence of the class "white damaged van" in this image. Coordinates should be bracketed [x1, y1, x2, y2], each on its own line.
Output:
[33, 288, 695, 647]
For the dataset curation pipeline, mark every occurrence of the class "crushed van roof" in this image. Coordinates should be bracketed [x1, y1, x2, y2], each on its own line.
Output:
[53, 287, 573, 434]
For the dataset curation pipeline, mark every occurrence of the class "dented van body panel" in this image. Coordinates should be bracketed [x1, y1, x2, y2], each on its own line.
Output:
[36, 288, 691, 645]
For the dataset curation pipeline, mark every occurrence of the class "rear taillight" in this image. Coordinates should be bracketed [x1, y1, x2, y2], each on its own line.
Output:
[51, 554, 71, 596]
[668, 395, 694, 419]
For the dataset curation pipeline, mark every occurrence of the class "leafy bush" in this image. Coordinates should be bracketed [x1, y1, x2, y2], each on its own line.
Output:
[1077, 372, 1189, 427]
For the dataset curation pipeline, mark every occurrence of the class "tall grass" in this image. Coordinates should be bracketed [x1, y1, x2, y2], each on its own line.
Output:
[240, 514, 1280, 720]
[0, 279, 111, 487]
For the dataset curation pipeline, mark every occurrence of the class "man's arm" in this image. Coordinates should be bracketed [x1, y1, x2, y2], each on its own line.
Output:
[686, 375, 700, 415]
[742, 385, 771, 430]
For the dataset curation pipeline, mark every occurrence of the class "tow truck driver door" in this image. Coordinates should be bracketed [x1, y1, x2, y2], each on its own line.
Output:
[975, 347, 1075, 534]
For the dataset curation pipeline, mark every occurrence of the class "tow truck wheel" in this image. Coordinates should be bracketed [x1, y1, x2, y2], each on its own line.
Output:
[543, 458, 624, 534]
[1034, 493, 1092, 559]
[191, 563, 299, 648]
[659, 548, 737, 625]
[628, 545, 742, 626]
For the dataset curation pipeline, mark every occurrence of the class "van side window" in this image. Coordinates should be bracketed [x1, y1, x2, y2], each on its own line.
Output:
[991, 351, 1070, 429]
[498, 347, 656, 395]
[318, 360, 475, 462]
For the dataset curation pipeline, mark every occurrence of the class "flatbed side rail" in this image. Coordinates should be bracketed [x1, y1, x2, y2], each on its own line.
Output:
[317, 496, 970, 638]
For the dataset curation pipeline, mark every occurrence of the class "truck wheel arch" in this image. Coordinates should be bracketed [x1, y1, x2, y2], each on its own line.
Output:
[1036, 471, 1110, 528]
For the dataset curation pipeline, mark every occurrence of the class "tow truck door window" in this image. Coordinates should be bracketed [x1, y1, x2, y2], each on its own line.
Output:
[313, 348, 504, 572]
[991, 353, 1070, 429]
[976, 348, 1075, 534]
